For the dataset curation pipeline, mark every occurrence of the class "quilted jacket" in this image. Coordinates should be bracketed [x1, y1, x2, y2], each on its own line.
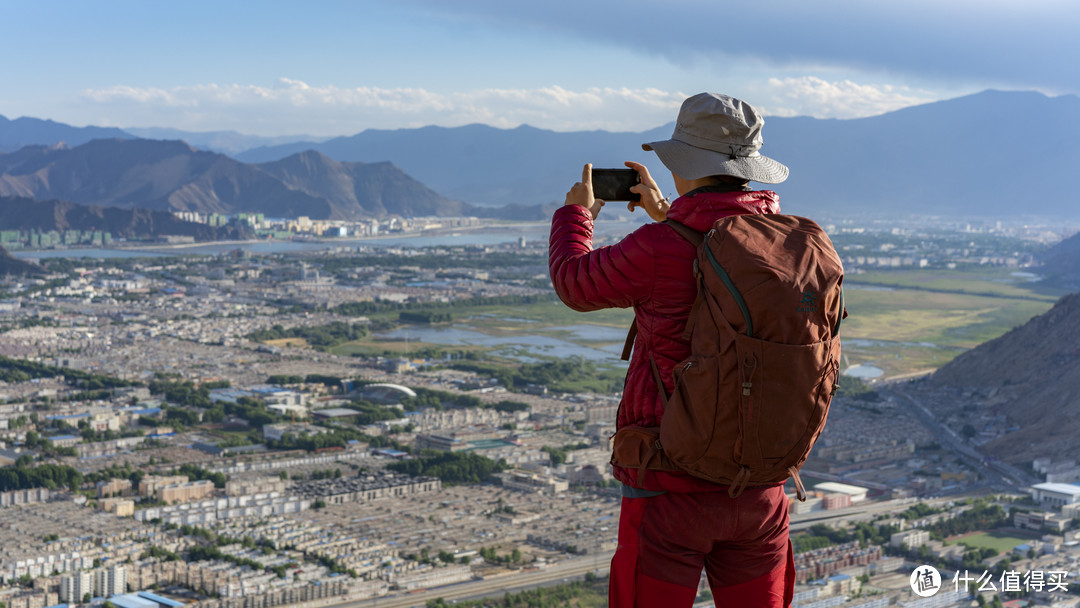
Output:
[548, 189, 780, 490]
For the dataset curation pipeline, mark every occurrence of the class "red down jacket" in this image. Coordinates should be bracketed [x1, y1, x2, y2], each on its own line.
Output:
[548, 189, 780, 491]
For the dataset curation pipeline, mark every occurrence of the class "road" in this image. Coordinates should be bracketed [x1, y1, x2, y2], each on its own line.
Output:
[334, 554, 613, 608]
[884, 386, 1038, 490]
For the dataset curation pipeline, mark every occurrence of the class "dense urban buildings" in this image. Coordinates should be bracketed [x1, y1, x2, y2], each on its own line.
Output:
[2, 217, 1079, 608]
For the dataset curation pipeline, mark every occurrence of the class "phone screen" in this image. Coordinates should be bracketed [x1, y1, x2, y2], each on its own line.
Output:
[592, 168, 640, 202]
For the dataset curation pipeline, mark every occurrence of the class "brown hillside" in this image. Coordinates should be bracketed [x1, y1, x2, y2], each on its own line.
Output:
[929, 292, 1080, 462]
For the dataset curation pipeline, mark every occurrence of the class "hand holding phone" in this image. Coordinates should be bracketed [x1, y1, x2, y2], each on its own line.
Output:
[565, 164, 605, 220]
[591, 168, 641, 202]
[624, 161, 668, 222]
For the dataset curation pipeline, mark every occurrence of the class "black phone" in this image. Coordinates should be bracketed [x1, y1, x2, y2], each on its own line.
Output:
[591, 168, 641, 202]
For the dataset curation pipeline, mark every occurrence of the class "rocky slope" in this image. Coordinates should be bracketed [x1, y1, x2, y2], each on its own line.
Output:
[0, 139, 474, 220]
[928, 292, 1080, 462]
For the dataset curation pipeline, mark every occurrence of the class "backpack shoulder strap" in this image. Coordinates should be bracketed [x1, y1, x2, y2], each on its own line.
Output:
[622, 220, 705, 361]
[664, 219, 704, 247]
[621, 318, 638, 361]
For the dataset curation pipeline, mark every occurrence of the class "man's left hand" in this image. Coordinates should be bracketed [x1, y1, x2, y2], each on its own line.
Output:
[565, 163, 604, 220]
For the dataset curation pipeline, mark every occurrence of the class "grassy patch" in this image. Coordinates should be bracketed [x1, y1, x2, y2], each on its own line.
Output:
[457, 300, 634, 327]
[945, 531, 1040, 553]
[851, 268, 1064, 301]
[842, 288, 1052, 349]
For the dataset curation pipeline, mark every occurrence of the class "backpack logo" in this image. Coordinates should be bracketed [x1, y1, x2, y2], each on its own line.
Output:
[798, 290, 819, 313]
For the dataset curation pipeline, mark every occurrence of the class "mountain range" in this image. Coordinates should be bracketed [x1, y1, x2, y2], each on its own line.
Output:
[928, 291, 1080, 464]
[3, 89, 1080, 220]
[0, 114, 133, 152]
[0, 140, 544, 221]
[232, 90, 1080, 218]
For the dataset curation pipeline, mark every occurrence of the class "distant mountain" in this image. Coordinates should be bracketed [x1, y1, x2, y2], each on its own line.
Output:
[0, 114, 133, 152]
[236, 90, 1080, 219]
[0, 139, 544, 221]
[123, 127, 329, 156]
[256, 150, 470, 218]
[765, 90, 1080, 219]
[928, 292, 1080, 463]
[238, 123, 673, 207]
[1039, 231, 1080, 292]
[0, 139, 335, 218]
[0, 196, 252, 241]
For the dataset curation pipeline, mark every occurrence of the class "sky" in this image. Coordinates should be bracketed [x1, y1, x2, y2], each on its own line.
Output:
[2, 0, 1077, 137]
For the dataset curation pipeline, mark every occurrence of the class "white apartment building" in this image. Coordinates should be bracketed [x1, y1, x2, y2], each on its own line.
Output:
[59, 571, 93, 604]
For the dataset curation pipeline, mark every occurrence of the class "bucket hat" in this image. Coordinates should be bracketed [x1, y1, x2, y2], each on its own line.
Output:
[642, 93, 788, 184]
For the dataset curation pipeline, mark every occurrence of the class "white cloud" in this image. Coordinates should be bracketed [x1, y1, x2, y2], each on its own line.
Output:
[80, 79, 687, 135]
[753, 77, 942, 119]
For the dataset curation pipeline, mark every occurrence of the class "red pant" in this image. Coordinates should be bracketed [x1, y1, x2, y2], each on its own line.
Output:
[609, 485, 794, 607]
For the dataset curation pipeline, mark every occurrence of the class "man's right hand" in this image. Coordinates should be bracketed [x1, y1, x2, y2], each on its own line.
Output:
[625, 161, 668, 222]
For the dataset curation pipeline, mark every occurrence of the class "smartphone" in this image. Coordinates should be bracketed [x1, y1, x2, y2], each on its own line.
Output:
[591, 168, 641, 202]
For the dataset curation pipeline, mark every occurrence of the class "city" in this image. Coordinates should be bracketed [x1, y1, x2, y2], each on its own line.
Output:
[1, 214, 1078, 608]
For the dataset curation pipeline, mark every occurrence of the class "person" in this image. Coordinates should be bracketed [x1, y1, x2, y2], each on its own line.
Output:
[548, 93, 795, 607]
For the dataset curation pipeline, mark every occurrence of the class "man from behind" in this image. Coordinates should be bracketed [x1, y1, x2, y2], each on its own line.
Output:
[549, 93, 799, 607]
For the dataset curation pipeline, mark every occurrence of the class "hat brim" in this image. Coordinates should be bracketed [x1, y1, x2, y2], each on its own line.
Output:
[642, 139, 789, 184]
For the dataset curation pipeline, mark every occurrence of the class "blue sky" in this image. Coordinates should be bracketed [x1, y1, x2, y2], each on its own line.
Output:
[2, 0, 1076, 136]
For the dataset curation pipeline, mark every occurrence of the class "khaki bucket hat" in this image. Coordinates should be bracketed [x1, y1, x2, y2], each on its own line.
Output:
[643, 93, 789, 184]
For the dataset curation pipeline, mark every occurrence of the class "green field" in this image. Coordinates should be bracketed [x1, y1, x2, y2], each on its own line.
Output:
[325, 267, 1065, 382]
[945, 531, 1040, 553]
[840, 268, 1064, 378]
[330, 300, 634, 359]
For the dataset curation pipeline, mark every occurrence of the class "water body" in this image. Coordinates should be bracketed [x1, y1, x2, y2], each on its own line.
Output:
[1009, 271, 1041, 282]
[11, 218, 652, 260]
[377, 325, 624, 363]
[845, 283, 896, 292]
[12, 226, 559, 260]
[845, 338, 943, 349]
[843, 364, 885, 379]
[546, 324, 628, 342]
[15, 248, 172, 259]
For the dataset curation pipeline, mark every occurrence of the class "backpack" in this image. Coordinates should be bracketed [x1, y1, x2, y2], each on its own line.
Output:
[611, 214, 845, 500]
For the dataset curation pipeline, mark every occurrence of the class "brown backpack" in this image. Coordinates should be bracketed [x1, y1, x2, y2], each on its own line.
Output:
[612, 214, 845, 500]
